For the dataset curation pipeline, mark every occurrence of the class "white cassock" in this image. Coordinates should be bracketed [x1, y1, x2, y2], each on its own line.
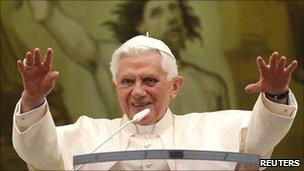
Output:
[12, 93, 297, 170]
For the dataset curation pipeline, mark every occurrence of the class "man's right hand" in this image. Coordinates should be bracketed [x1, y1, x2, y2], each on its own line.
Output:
[17, 48, 59, 113]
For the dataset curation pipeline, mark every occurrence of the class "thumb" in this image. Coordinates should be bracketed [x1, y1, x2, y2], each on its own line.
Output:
[49, 71, 59, 83]
[245, 83, 262, 94]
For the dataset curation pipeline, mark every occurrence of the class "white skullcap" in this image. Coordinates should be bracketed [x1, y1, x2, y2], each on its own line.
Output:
[122, 35, 176, 59]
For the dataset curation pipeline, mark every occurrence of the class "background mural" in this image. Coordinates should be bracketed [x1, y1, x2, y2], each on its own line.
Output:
[1, 1, 303, 170]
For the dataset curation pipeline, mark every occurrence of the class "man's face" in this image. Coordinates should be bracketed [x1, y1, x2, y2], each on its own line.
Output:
[114, 50, 183, 124]
[137, 0, 186, 50]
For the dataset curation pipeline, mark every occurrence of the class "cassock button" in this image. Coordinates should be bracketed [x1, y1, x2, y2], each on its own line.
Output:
[145, 135, 150, 139]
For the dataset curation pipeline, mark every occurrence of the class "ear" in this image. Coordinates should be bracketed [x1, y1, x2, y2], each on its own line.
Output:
[170, 76, 184, 99]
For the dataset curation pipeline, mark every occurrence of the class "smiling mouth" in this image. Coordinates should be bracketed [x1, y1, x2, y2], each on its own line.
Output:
[132, 102, 151, 108]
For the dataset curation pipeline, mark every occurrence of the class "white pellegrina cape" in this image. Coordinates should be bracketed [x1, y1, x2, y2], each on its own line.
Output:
[13, 93, 297, 170]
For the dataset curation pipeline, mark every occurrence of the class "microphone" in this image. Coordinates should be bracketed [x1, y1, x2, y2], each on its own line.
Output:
[74, 108, 150, 170]
[131, 108, 150, 123]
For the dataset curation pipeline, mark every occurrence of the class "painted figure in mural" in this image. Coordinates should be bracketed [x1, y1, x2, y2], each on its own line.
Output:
[104, 0, 231, 113]
[27, 1, 121, 118]
[27, 0, 231, 118]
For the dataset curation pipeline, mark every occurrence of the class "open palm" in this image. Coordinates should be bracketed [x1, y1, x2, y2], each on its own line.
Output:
[245, 52, 297, 95]
[17, 48, 59, 107]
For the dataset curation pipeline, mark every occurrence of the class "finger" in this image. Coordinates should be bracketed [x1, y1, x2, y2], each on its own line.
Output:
[269, 52, 279, 68]
[17, 60, 26, 75]
[48, 71, 60, 83]
[257, 57, 267, 75]
[245, 83, 263, 94]
[43, 47, 53, 70]
[45, 71, 59, 91]
[285, 60, 298, 76]
[33, 48, 42, 67]
[277, 56, 286, 71]
[245, 79, 268, 93]
[25, 51, 33, 66]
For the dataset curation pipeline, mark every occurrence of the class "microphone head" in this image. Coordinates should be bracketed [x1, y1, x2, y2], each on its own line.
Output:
[132, 108, 150, 123]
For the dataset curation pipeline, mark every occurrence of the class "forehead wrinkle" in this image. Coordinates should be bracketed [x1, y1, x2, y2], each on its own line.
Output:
[119, 66, 161, 79]
[119, 51, 162, 67]
[117, 56, 166, 80]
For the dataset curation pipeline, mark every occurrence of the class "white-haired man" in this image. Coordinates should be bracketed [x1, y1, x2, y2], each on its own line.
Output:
[13, 36, 298, 170]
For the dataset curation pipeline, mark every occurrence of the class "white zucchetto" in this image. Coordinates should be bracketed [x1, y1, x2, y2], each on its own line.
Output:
[121, 35, 176, 60]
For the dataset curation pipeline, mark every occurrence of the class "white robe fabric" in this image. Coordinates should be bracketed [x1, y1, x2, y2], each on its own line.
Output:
[12, 93, 297, 170]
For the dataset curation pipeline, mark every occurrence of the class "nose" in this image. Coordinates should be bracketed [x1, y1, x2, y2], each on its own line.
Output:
[131, 83, 147, 99]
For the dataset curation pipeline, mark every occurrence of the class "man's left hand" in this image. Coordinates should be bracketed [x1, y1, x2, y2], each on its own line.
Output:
[245, 52, 297, 95]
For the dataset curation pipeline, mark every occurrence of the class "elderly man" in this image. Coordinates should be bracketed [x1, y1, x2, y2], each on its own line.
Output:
[13, 36, 297, 170]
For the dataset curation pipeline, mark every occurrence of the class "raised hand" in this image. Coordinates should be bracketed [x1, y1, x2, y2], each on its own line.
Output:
[17, 48, 59, 112]
[245, 52, 297, 95]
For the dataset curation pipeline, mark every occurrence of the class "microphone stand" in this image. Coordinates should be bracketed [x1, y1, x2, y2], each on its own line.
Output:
[73, 109, 150, 170]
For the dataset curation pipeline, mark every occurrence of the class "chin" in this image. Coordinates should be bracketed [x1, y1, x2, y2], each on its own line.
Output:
[130, 105, 154, 115]
[137, 119, 154, 125]
[137, 121, 152, 125]
[137, 115, 156, 125]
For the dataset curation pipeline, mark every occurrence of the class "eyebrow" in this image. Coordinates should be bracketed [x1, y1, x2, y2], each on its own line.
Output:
[119, 74, 158, 79]
[118, 74, 132, 80]
[142, 74, 159, 79]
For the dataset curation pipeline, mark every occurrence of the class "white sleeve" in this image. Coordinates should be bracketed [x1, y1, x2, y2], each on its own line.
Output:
[245, 90, 297, 158]
[14, 99, 48, 132]
[12, 99, 64, 170]
[261, 91, 296, 117]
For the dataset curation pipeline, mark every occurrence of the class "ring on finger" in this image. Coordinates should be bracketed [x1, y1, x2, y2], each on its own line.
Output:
[23, 58, 34, 68]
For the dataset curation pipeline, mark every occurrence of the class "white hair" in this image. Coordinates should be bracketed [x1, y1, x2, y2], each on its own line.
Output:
[110, 45, 178, 83]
